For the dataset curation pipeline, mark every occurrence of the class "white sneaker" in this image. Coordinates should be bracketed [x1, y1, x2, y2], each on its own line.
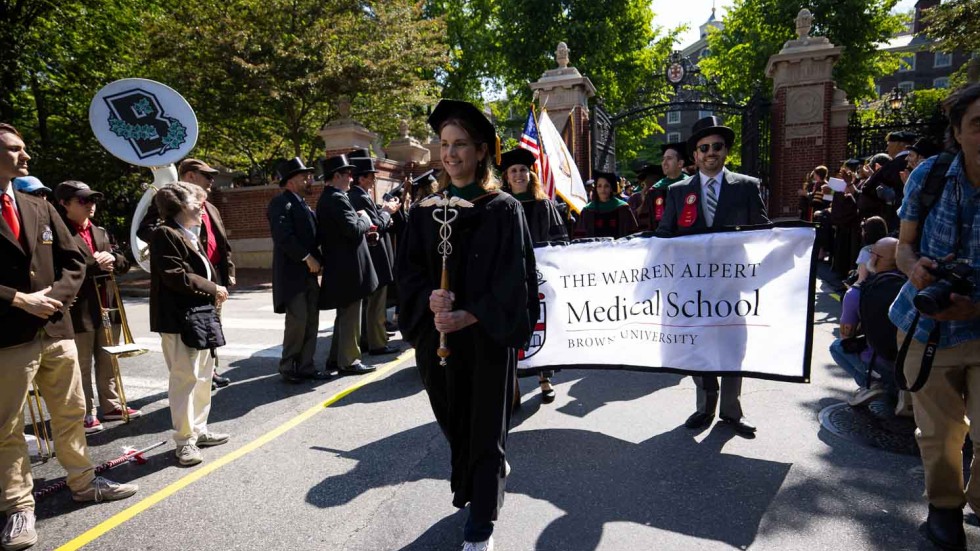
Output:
[848, 382, 887, 407]
[462, 536, 494, 551]
[176, 444, 203, 466]
[1, 509, 37, 551]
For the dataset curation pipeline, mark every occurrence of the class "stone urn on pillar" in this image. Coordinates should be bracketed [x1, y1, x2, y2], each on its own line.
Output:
[765, 9, 855, 218]
[386, 119, 430, 164]
[317, 96, 379, 157]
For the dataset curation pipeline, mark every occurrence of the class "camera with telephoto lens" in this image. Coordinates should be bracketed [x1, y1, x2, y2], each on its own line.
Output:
[912, 259, 975, 316]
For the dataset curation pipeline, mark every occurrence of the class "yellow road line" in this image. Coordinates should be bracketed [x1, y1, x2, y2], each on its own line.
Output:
[57, 349, 414, 551]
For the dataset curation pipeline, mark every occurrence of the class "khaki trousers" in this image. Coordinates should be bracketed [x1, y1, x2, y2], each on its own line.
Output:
[160, 333, 214, 446]
[900, 330, 980, 510]
[363, 285, 388, 351]
[329, 300, 362, 367]
[0, 334, 95, 513]
[281, 276, 319, 375]
[74, 326, 122, 416]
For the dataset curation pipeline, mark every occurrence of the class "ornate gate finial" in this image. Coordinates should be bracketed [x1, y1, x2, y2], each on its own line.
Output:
[556, 42, 569, 69]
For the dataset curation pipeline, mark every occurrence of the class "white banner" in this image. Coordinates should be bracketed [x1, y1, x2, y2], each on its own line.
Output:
[519, 226, 816, 382]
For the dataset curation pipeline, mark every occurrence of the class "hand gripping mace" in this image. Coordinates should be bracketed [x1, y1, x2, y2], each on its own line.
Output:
[421, 193, 474, 366]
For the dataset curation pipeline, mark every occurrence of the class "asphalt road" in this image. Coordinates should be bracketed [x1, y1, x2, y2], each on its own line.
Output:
[21, 267, 959, 550]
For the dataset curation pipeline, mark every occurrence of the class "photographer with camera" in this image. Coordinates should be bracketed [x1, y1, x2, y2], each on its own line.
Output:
[890, 83, 980, 551]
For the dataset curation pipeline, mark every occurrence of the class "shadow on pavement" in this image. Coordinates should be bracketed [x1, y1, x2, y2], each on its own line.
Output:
[555, 370, 685, 418]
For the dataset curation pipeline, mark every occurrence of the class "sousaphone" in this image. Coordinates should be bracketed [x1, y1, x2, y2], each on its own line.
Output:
[89, 78, 199, 272]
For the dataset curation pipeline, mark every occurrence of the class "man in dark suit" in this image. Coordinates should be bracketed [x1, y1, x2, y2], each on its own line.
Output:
[657, 116, 769, 436]
[55, 180, 140, 433]
[347, 154, 400, 355]
[316, 154, 378, 374]
[267, 157, 330, 383]
[1, 123, 138, 551]
[138, 158, 236, 389]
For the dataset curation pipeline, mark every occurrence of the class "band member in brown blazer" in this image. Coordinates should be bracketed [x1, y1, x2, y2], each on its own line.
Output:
[55, 181, 141, 435]
[657, 116, 769, 436]
[0, 123, 138, 551]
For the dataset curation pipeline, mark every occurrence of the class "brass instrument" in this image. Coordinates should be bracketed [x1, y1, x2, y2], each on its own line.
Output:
[93, 273, 148, 423]
[25, 383, 52, 461]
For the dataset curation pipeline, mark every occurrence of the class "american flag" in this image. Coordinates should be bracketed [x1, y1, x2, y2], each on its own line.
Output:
[519, 108, 554, 198]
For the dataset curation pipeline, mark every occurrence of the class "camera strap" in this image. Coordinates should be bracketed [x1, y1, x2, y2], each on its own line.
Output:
[895, 311, 941, 392]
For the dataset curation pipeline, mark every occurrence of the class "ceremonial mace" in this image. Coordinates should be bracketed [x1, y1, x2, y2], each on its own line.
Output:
[420, 193, 474, 366]
[32, 441, 166, 500]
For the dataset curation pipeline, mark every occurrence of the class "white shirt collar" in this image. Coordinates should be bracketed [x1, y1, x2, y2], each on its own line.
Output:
[2, 183, 17, 213]
[699, 170, 724, 186]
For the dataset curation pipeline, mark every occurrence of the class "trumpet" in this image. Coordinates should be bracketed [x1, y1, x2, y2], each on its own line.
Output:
[25, 382, 52, 462]
[93, 273, 148, 423]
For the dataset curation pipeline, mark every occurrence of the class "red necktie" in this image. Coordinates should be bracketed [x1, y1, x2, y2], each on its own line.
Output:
[2, 193, 21, 242]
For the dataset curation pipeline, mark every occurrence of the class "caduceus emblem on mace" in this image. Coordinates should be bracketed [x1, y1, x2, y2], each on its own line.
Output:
[419, 192, 474, 366]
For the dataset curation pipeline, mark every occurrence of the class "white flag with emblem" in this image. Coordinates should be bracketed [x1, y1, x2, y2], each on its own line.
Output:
[538, 109, 588, 214]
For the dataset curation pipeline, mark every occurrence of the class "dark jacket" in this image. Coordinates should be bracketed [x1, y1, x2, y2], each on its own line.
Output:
[0, 191, 86, 348]
[347, 185, 394, 288]
[138, 199, 234, 286]
[267, 190, 320, 314]
[316, 186, 378, 309]
[64, 219, 131, 333]
[656, 168, 769, 236]
[148, 221, 218, 333]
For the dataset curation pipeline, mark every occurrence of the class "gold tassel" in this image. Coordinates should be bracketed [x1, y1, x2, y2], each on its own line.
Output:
[495, 135, 502, 166]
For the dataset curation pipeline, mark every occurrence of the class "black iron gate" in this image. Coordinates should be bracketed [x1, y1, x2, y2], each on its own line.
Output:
[846, 110, 947, 160]
[590, 52, 771, 185]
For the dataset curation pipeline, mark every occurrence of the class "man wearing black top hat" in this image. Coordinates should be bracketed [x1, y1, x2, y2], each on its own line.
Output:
[316, 154, 378, 374]
[657, 116, 769, 436]
[347, 153, 400, 356]
[267, 157, 329, 383]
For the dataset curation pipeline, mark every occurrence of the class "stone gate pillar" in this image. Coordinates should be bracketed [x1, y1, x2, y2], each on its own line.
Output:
[530, 42, 596, 177]
[765, 9, 855, 218]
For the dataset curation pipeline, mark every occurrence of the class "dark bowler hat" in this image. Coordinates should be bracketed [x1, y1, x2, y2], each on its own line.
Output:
[428, 99, 497, 148]
[498, 148, 536, 172]
[687, 116, 735, 153]
[660, 142, 689, 164]
[276, 157, 315, 185]
[908, 137, 940, 159]
[887, 130, 918, 144]
[351, 156, 377, 175]
[54, 180, 104, 202]
[315, 154, 356, 181]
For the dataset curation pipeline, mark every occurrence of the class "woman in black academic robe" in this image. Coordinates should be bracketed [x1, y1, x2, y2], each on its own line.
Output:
[397, 100, 538, 551]
[499, 147, 566, 404]
[573, 171, 638, 238]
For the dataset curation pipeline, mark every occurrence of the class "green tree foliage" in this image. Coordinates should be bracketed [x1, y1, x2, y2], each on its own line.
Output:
[147, 0, 447, 177]
[699, 0, 907, 103]
[924, 0, 980, 84]
[0, 0, 164, 239]
[425, 0, 678, 163]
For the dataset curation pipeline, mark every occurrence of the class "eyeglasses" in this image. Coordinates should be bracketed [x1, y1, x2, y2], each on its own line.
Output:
[196, 170, 215, 182]
[697, 142, 726, 154]
[77, 197, 97, 206]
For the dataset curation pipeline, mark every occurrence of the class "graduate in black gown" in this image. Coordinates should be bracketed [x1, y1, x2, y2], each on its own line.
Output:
[573, 171, 638, 238]
[498, 147, 566, 404]
[397, 100, 538, 551]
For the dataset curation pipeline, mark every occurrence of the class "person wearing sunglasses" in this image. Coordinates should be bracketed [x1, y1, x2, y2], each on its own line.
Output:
[54, 181, 140, 434]
[656, 115, 769, 437]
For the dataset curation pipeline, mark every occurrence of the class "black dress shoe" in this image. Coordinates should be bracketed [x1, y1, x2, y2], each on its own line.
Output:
[720, 416, 757, 435]
[386, 331, 396, 338]
[368, 345, 401, 356]
[385, 320, 397, 332]
[212, 373, 231, 388]
[684, 411, 714, 429]
[339, 361, 377, 375]
[299, 370, 334, 381]
[279, 371, 303, 384]
[927, 505, 966, 551]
